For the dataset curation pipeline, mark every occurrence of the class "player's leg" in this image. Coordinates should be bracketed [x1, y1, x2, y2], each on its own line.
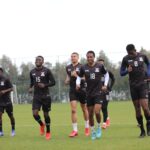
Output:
[88, 105, 96, 140]
[138, 84, 150, 136]
[79, 92, 90, 136]
[140, 99, 150, 136]
[69, 90, 79, 137]
[132, 100, 146, 137]
[42, 97, 51, 140]
[102, 100, 108, 129]
[80, 103, 90, 136]
[6, 104, 15, 136]
[130, 86, 145, 137]
[69, 100, 78, 137]
[32, 99, 45, 136]
[94, 103, 102, 138]
[0, 108, 4, 136]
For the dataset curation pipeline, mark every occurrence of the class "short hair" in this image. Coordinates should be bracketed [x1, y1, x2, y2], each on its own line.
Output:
[36, 55, 44, 61]
[126, 44, 136, 52]
[0, 67, 4, 72]
[98, 58, 104, 62]
[86, 50, 95, 57]
[71, 52, 79, 56]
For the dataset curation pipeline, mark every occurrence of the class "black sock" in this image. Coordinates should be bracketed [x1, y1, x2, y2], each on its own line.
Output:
[144, 114, 150, 126]
[9, 116, 15, 130]
[136, 116, 145, 132]
[45, 116, 51, 133]
[102, 108, 108, 122]
[33, 115, 43, 126]
[0, 121, 2, 132]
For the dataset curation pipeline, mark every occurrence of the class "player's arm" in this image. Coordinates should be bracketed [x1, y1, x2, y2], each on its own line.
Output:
[65, 75, 70, 85]
[108, 71, 115, 91]
[101, 65, 109, 91]
[0, 79, 13, 96]
[76, 66, 84, 90]
[46, 69, 56, 87]
[65, 66, 70, 85]
[120, 58, 129, 76]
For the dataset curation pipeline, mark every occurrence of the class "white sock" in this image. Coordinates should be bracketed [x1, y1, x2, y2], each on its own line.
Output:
[85, 120, 89, 128]
[72, 123, 78, 132]
[97, 123, 100, 128]
[91, 126, 95, 132]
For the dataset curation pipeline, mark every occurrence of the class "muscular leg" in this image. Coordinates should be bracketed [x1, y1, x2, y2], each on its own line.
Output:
[7, 111, 15, 131]
[80, 103, 89, 128]
[132, 100, 145, 134]
[102, 101, 108, 123]
[70, 101, 78, 132]
[140, 99, 150, 135]
[88, 106, 94, 127]
[94, 104, 102, 125]
[43, 111, 51, 133]
[33, 109, 44, 126]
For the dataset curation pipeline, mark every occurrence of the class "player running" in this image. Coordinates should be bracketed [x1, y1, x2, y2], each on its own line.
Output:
[120, 44, 150, 138]
[0, 67, 15, 137]
[65, 52, 90, 137]
[29, 56, 55, 140]
[97, 59, 115, 129]
[76, 51, 109, 140]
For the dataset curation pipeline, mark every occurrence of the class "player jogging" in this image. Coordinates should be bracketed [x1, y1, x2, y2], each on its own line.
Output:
[0, 67, 15, 137]
[120, 44, 150, 138]
[97, 59, 115, 129]
[65, 52, 90, 137]
[76, 51, 109, 140]
[29, 56, 55, 140]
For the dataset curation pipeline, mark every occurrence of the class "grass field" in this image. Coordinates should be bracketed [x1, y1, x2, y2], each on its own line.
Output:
[0, 101, 150, 150]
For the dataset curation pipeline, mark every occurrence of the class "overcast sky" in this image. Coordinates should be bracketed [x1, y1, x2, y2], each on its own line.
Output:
[0, 0, 150, 65]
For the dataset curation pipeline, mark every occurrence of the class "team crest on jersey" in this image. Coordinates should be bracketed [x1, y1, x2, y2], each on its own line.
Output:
[139, 57, 143, 62]
[32, 73, 36, 76]
[134, 61, 138, 67]
[95, 68, 99, 72]
[68, 68, 71, 72]
[0, 81, 4, 86]
[41, 72, 45, 77]
[76, 68, 80, 72]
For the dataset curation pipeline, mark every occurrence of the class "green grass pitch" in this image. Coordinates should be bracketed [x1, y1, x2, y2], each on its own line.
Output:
[0, 101, 150, 150]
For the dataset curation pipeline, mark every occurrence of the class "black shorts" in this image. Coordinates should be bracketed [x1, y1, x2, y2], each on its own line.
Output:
[32, 96, 51, 112]
[0, 103, 13, 115]
[130, 83, 148, 101]
[69, 90, 86, 104]
[86, 95, 103, 107]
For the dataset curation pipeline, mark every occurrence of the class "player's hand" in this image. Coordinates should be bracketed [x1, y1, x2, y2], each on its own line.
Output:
[102, 86, 107, 92]
[37, 83, 46, 88]
[127, 65, 132, 72]
[76, 85, 80, 91]
[71, 71, 78, 77]
[0, 90, 6, 96]
[65, 79, 70, 85]
[28, 88, 33, 94]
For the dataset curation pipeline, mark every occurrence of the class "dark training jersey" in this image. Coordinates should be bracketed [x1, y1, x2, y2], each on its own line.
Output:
[30, 67, 55, 97]
[66, 63, 86, 92]
[0, 76, 13, 106]
[79, 63, 107, 98]
[120, 52, 150, 86]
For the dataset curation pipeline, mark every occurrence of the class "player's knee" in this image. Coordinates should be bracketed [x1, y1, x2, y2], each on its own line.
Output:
[71, 109, 76, 114]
